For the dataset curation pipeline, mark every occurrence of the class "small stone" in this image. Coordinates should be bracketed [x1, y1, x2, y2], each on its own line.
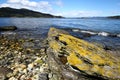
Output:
[18, 68, 23, 72]
[48, 73, 53, 78]
[39, 73, 48, 80]
[9, 77, 17, 80]
[49, 74, 58, 80]
[6, 73, 13, 78]
[13, 68, 19, 75]
[40, 48, 45, 52]
[0, 74, 5, 80]
[0, 47, 4, 50]
[36, 53, 40, 56]
[21, 55, 26, 58]
[32, 74, 39, 80]
[20, 64, 26, 69]
[40, 64, 48, 73]
[27, 63, 34, 71]
[14, 51, 18, 54]
[20, 75, 26, 80]
[40, 67, 44, 73]
[35, 58, 43, 64]
[23, 69, 27, 74]
[18, 52, 22, 55]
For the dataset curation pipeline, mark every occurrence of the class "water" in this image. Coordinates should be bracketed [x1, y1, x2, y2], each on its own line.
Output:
[0, 18, 120, 49]
[0, 18, 120, 33]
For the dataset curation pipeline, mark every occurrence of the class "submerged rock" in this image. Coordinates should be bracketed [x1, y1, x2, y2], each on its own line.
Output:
[47, 27, 120, 80]
[0, 26, 17, 31]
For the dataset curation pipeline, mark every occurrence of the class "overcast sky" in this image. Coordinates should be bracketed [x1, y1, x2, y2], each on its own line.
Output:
[0, 0, 120, 17]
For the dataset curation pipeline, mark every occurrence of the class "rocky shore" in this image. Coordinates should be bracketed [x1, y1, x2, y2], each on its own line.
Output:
[0, 33, 48, 80]
[0, 28, 120, 80]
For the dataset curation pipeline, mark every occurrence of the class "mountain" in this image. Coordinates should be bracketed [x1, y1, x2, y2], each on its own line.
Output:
[107, 15, 120, 19]
[0, 7, 63, 18]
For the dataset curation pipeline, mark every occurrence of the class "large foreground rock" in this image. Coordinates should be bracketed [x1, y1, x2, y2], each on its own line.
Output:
[47, 27, 120, 80]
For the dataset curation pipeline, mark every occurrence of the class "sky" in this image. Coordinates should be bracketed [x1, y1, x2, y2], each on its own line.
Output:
[0, 0, 120, 17]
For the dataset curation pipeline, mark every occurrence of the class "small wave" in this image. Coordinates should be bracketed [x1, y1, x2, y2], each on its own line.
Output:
[80, 30, 97, 35]
[117, 34, 120, 37]
[98, 32, 109, 36]
[72, 29, 80, 32]
[1, 32, 16, 35]
[72, 29, 119, 37]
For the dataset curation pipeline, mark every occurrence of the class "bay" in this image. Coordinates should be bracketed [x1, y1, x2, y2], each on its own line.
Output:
[0, 18, 120, 50]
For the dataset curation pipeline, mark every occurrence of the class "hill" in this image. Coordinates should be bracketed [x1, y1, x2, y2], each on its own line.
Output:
[107, 15, 120, 19]
[0, 7, 62, 18]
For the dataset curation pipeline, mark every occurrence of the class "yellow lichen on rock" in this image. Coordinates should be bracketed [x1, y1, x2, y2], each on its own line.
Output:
[48, 27, 120, 80]
[49, 41, 61, 52]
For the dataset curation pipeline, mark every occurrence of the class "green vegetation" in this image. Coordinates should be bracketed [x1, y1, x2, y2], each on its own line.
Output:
[0, 7, 63, 18]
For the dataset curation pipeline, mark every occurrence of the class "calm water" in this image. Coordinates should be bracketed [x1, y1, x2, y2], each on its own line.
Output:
[0, 18, 120, 49]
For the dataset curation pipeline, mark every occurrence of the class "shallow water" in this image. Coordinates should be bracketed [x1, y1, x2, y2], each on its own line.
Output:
[0, 18, 120, 50]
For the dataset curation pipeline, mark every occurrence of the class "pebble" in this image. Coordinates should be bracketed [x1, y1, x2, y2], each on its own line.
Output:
[14, 51, 18, 54]
[39, 73, 48, 80]
[9, 77, 17, 80]
[20, 75, 26, 80]
[23, 69, 27, 74]
[0, 35, 48, 80]
[27, 63, 34, 71]
[0, 74, 5, 80]
[32, 74, 39, 80]
[20, 64, 26, 69]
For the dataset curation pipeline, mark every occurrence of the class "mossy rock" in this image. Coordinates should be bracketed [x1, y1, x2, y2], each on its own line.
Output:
[47, 27, 120, 80]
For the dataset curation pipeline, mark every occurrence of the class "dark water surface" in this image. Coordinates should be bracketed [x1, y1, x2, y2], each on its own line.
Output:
[0, 18, 120, 50]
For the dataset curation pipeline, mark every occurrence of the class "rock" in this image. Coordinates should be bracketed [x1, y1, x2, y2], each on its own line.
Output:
[0, 67, 13, 79]
[9, 77, 17, 80]
[40, 63, 49, 73]
[23, 69, 27, 74]
[31, 74, 39, 80]
[0, 26, 17, 31]
[47, 27, 120, 80]
[27, 63, 34, 71]
[20, 75, 26, 80]
[39, 73, 48, 80]
[20, 64, 26, 69]
[23, 42, 35, 48]
[0, 73, 5, 80]
[83, 33, 92, 37]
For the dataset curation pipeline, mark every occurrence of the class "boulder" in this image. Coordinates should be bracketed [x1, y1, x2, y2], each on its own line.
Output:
[0, 26, 17, 31]
[47, 27, 120, 80]
[0, 67, 13, 80]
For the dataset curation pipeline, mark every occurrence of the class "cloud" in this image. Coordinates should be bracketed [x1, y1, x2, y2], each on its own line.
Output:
[7, 0, 21, 3]
[54, 0, 63, 7]
[0, 0, 53, 13]
[54, 10, 103, 17]
[111, 10, 120, 15]
[7, 0, 37, 7]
